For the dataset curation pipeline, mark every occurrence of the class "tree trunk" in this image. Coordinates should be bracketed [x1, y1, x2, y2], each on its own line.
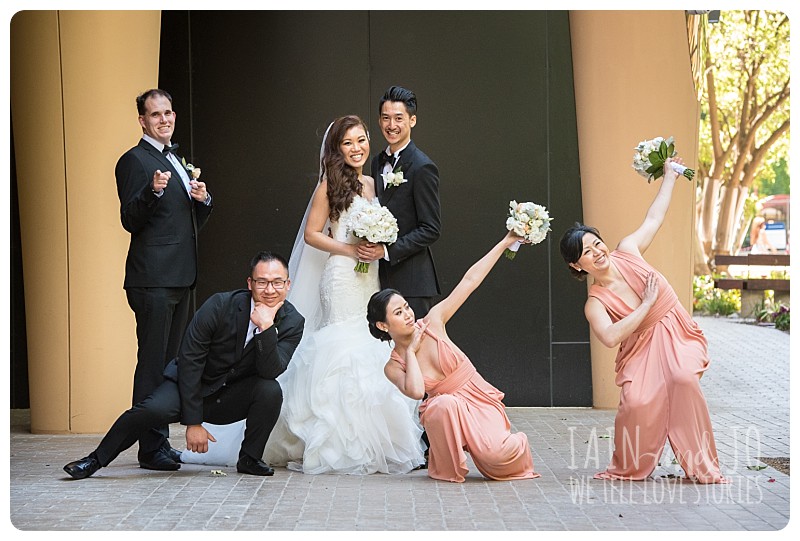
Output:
[698, 176, 720, 257]
[693, 228, 711, 275]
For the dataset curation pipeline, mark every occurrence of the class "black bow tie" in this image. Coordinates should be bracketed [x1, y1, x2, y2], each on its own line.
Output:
[162, 143, 179, 156]
[378, 151, 398, 167]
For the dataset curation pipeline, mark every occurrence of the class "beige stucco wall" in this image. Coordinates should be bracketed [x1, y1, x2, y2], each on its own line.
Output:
[11, 10, 161, 433]
[570, 11, 700, 408]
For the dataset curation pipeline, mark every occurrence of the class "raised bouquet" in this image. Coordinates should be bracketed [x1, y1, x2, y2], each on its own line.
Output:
[504, 200, 552, 259]
[632, 136, 694, 183]
[345, 196, 399, 273]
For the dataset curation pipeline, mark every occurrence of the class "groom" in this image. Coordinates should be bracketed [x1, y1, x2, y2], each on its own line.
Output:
[360, 85, 442, 318]
[63, 252, 305, 479]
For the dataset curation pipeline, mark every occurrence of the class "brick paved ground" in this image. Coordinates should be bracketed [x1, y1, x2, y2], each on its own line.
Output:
[7, 316, 790, 532]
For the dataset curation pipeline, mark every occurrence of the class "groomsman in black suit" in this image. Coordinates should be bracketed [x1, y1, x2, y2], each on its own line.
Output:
[63, 252, 305, 479]
[115, 89, 213, 470]
[362, 85, 442, 319]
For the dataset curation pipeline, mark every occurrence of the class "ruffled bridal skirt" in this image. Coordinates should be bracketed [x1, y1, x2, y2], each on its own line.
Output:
[264, 316, 426, 474]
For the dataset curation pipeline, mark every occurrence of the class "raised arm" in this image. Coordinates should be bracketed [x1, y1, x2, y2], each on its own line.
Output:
[303, 181, 359, 258]
[617, 157, 682, 256]
[428, 231, 521, 326]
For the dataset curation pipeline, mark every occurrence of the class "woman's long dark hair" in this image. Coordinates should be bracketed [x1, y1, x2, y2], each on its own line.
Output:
[321, 115, 369, 222]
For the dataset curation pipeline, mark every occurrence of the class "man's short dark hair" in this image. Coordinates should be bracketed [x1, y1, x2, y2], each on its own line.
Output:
[249, 251, 289, 277]
[136, 89, 173, 115]
[378, 86, 417, 116]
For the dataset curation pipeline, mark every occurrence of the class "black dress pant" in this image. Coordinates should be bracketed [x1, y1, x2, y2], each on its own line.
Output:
[126, 286, 192, 455]
[93, 377, 282, 467]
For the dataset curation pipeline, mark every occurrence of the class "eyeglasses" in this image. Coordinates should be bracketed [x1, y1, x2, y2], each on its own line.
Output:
[251, 278, 288, 290]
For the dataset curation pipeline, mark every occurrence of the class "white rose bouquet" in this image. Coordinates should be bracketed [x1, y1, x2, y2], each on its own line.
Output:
[632, 136, 694, 183]
[504, 200, 552, 260]
[345, 196, 399, 272]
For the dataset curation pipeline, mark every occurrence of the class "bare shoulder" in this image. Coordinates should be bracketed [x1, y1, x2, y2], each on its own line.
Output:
[362, 175, 377, 200]
[615, 237, 641, 257]
[313, 179, 329, 201]
[384, 357, 405, 381]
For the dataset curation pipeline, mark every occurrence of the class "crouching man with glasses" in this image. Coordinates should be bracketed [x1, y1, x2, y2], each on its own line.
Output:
[63, 251, 305, 479]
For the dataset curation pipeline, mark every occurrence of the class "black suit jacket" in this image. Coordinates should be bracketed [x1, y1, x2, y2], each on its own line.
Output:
[115, 138, 213, 288]
[164, 290, 305, 426]
[371, 140, 441, 297]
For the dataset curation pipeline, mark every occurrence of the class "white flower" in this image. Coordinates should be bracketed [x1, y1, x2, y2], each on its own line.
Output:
[182, 158, 202, 179]
[632, 136, 694, 182]
[505, 200, 552, 245]
[382, 169, 406, 188]
[344, 196, 399, 272]
[503, 200, 552, 260]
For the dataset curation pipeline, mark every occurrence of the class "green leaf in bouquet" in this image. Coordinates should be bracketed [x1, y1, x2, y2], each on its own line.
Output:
[646, 163, 662, 174]
[659, 140, 668, 160]
[648, 152, 663, 166]
[667, 142, 675, 157]
[647, 167, 664, 182]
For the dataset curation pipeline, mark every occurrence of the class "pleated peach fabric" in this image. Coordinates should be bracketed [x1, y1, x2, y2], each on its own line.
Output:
[390, 326, 539, 483]
[588, 250, 726, 483]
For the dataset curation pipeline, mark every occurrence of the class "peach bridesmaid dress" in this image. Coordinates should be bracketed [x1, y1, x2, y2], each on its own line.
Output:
[390, 326, 539, 483]
[589, 250, 726, 483]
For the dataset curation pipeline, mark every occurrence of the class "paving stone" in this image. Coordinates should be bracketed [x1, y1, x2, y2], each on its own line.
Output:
[8, 316, 789, 531]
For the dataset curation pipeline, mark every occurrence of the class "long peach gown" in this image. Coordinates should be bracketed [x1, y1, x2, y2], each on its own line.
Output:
[589, 250, 726, 483]
[390, 325, 539, 483]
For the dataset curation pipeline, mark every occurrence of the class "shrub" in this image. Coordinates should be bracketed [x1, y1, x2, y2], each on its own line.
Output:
[693, 275, 741, 316]
[755, 297, 790, 331]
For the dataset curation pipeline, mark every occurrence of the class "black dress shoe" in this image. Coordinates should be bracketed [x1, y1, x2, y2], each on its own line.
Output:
[236, 455, 274, 476]
[139, 449, 180, 471]
[161, 444, 183, 464]
[64, 456, 101, 479]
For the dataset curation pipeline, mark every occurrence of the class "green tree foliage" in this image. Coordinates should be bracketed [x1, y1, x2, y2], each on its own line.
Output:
[696, 11, 790, 264]
[757, 158, 790, 197]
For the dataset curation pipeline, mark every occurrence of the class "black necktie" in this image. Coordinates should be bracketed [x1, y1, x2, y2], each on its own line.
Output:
[162, 143, 179, 156]
[378, 151, 397, 168]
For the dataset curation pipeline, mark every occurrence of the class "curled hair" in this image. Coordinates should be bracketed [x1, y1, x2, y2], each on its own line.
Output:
[321, 115, 369, 222]
[249, 251, 289, 278]
[559, 223, 604, 281]
[378, 86, 417, 116]
[367, 288, 403, 341]
[136, 89, 172, 115]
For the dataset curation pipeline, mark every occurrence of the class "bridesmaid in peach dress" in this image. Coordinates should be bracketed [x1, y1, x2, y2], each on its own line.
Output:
[559, 157, 726, 484]
[367, 231, 540, 483]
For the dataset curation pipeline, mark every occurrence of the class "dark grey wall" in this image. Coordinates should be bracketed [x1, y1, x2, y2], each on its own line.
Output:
[159, 10, 592, 406]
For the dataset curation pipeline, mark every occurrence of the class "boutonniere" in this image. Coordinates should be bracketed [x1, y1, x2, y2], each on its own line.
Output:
[181, 157, 202, 179]
[382, 166, 406, 188]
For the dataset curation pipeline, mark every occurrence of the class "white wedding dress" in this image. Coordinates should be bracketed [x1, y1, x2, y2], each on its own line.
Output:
[265, 196, 425, 474]
[182, 195, 425, 474]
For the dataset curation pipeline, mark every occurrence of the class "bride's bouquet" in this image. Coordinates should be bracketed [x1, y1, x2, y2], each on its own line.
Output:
[504, 200, 552, 260]
[632, 136, 695, 183]
[345, 196, 399, 273]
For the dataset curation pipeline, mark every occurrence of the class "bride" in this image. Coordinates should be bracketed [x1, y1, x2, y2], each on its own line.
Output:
[267, 115, 425, 474]
[183, 115, 425, 474]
